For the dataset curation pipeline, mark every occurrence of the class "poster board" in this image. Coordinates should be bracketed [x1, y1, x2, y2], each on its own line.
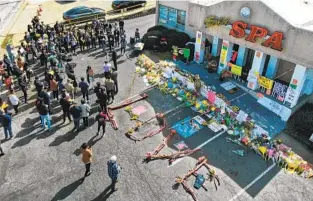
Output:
[258, 76, 274, 89]
[230, 64, 242, 76]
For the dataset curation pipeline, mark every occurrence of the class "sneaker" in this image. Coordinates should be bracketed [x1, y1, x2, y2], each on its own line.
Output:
[87, 170, 93, 176]
[0, 153, 4, 157]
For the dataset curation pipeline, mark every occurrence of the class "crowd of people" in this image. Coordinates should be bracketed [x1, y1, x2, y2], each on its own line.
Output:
[0, 15, 139, 188]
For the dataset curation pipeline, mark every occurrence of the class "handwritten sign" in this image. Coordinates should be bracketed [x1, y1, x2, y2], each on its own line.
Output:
[285, 87, 298, 107]
[230, 64, 242, 76]
[207, 91, 216, 104]
[272, 82, 288, 102]
[258, 76, 274, 89]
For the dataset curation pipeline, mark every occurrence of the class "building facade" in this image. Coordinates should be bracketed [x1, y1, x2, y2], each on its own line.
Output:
[155, 0, 313, 121]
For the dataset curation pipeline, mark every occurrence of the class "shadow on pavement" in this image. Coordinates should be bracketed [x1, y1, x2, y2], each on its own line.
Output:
[90, 184, 114, 201]
[51, 179, 82, 201]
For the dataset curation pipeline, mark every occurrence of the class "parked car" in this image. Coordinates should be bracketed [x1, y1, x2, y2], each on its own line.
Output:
[112, 0, 147, 10]
[63, 6, 105, 20]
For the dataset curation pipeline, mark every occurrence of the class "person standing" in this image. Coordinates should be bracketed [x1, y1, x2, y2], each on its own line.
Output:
[105, 77, 115, 103]
[111, 71, 118, 94]
[118, 20, 124, 32]
[59, 93, 71, 123]
[135, 28, 140, 43]
[8, 89, 19, 114]
[86, 66, 94, 87]
[36, 98, 51, 131]
[38, 88, 51, 114]
[108, 34, 114, 52]
[69, 101, 82, 132]
[80, 99, 90, 127]
[0, 110, 13, 139]
[111, 50, 117, 71]
[95, 109, 106, 135]
[50, 77, 59, 100]
[103, 61, 111, 79]
[71, 37, 77, 55]
[34, 76, 43, 96]
[98, 88, 107, 113]
[107, 155, 121, 192]
[80, 143, 93, 182]
[120, 36, 126, 55]
[18, 76, 28, 103]
[114, 28, 120, 47]
[79, 77, 89, 101]
[65, 79, 75, 99]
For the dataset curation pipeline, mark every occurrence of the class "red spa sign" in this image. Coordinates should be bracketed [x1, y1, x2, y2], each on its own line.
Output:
[229, 21, 284, 51]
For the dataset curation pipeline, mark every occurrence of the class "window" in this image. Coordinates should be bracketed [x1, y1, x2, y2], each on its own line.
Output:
[177, 10, 186, 25]
[158, 5, 186, 31]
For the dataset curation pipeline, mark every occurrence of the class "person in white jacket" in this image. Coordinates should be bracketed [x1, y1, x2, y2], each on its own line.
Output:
[80, 99, 90, 127]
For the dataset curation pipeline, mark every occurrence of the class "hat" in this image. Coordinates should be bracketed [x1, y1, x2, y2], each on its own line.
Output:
[110, 155, 117, 162]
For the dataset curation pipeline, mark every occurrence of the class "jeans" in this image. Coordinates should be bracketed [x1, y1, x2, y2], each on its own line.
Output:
[82, 91, 89, 101]
[40, 114, 51, 129]
[4, 126, 13, 139]
[73, 117, 81, 130]
[84, 163, 91, 177]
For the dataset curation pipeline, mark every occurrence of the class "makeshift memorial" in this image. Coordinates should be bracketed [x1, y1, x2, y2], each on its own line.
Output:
[134, 55, 313, 179]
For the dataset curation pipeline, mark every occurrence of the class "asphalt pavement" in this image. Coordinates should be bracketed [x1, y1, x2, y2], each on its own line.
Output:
[0, 14, 313, 201]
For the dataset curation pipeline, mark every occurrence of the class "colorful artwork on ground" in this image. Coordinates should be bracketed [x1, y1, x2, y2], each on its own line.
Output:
[132, 106, 147, 116]
[172, 116, 203, 139]
[174, 141, 189, 150]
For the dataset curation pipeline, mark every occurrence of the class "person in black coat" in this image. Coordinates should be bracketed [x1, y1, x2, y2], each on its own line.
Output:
[59, 92, 71, 123]
[98, 88, 107, 113]
[108, 34, 114, 52]
[111, 50, 117, 71]
[18, 76, 28, 103]
[34, 76, 43, 95]
[3, 54, 12, 76]
[119, 20, 124, 32]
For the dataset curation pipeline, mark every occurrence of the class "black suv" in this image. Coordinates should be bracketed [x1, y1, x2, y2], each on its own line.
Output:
[112, 0, 147, 10]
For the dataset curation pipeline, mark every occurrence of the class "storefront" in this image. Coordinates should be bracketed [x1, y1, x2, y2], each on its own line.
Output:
[156, 0, 313, 121]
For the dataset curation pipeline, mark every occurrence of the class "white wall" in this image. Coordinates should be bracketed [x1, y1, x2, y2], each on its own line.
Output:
[157, 1, 196, 38]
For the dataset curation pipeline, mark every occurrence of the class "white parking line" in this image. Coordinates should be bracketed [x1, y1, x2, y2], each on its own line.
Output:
[228, 163, 276, 201]
[168, 130, 226, 168]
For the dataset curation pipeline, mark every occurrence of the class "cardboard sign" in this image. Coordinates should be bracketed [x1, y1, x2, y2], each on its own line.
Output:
[258, 76, 274, 89]
[272, 82, 288, 102]
[230, 64, 242, 76]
